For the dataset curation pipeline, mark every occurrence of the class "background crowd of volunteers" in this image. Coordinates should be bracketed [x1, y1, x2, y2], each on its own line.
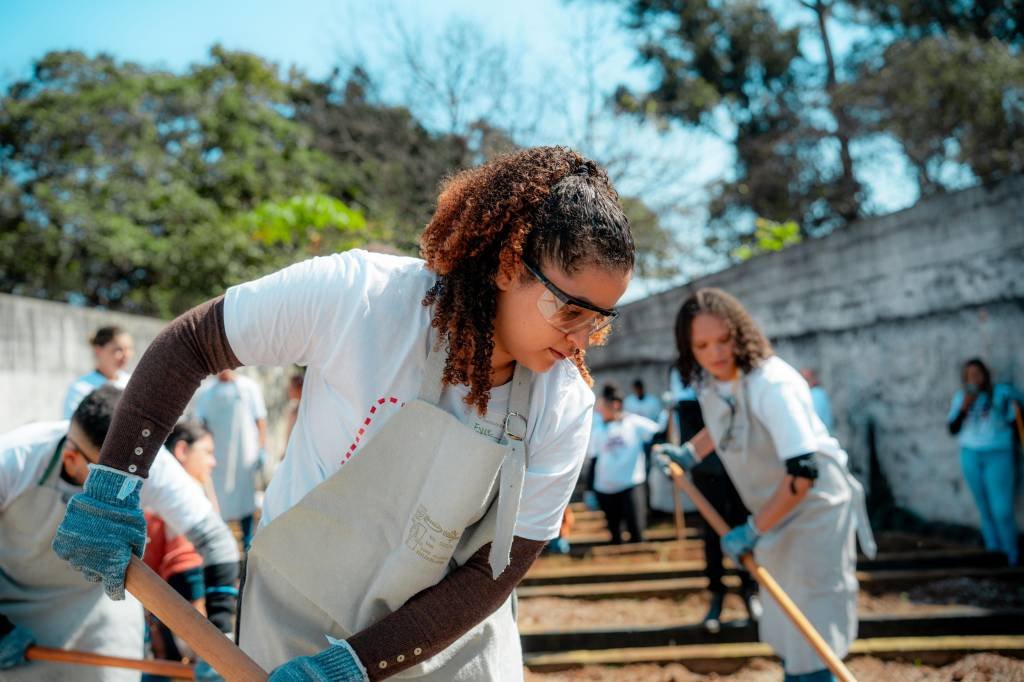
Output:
[0, 287, 1020, 680]
[0, 323, 297, 679]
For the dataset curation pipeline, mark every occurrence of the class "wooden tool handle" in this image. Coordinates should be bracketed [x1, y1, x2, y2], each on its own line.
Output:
[126, 556, 268, 681]
[26, 645, 195, 678]
[667, 463, 858, 682]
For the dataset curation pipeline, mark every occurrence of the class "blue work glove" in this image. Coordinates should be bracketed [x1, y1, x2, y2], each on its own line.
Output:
[654, 442, 700, 475]
[51, 464, 148, 600]
[0, 625, 34, 670]
[721, 516, 762, 564]
[193, 658, 224, 681]
[269, 640, 368, 682]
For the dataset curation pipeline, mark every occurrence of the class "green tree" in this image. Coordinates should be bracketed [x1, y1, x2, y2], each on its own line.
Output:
[610, 0, 1024, 257]
[0, 49, 361, 317]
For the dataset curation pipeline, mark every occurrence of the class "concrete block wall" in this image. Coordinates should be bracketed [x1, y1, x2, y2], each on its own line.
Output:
[0, 294, 292, 456]
[588, 176, 1024, 532]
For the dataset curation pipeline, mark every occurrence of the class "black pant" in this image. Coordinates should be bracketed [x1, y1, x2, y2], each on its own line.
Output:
[596, 485, 646, 544]
[692, 459, 757, 595]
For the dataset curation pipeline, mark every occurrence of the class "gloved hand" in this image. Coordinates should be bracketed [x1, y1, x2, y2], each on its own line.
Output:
[721, 516, 762, 564]
[654, 442, 700, 475]
[269, 640, 368, 682]
[51, 464, 148, 600]
[193, 658, 224, 681]
[0, 625, 35, 670]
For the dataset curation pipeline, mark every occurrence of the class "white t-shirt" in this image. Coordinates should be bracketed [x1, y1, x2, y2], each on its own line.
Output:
[0, 421, 213, 537]
[62, 370, 131, 419]
[590, 413, 660, 494]
[223, 250, 595, 541]
[706, 356, 845, 465]
[623, 393, 663, 423]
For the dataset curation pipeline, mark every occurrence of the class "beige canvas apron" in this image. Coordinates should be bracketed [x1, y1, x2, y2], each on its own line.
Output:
[0, 439, 144, 682]
[699, 375, 876, 675]
[239, 342, 533, 680]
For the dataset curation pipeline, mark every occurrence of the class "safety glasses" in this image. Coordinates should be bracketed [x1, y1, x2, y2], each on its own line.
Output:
[522, 258, 618, 335]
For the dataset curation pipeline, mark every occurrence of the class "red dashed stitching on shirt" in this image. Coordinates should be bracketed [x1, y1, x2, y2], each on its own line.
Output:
[341, 397, 405, 464]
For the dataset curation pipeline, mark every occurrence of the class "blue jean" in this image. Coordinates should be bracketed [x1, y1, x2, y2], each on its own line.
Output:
[961, 447, 1019, 566]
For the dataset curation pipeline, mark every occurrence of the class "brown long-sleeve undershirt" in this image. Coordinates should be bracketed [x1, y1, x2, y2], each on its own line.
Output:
[96, 296, 549, 675]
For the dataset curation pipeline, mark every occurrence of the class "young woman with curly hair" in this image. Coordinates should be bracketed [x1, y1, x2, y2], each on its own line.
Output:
[51, 146, 634, 681]
[657, 288, 876, 682]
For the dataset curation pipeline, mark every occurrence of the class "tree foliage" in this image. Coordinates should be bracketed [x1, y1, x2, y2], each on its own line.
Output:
[611, 0, 1024, 258]
[0, 45, 695, 315]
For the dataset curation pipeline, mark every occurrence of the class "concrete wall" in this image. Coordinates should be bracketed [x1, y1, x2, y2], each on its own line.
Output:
[588, 176, 1024, 532]
[0, 294, 291, 456]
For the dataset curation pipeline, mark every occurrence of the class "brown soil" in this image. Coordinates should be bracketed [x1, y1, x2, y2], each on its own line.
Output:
[517, 581, 1013, 631]
[907, 577, 1024, 610]
[524, 653, 1024, 681]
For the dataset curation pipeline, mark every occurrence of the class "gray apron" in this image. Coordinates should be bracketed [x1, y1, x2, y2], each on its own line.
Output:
[699, 375, 875, 675]
[0, 439, 144, 681]
[239, 342, 533, 680]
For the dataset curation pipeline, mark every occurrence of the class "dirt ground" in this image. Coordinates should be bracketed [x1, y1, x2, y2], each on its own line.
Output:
[518, 577, 1021, 631]
[524, 653, 1024, 681]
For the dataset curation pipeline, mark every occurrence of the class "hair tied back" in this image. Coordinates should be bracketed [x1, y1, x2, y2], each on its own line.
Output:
[572, 162, 592, 178]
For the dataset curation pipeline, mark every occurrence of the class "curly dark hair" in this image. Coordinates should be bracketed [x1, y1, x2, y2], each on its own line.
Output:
[674, 288, 773, 386]
[421, 146, 634, 413]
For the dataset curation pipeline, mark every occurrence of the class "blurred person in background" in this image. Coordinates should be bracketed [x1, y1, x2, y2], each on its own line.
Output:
[623, 379, 663, 422]
[63, 326, 134, 418]
[195, 369, 267, 551]
[799, 368, 834, 434]
[947, 358, 1019, 566]
[668, 371, 760, 633]
[1, 387, 237, 681]
[591, 383, 660, 544]
[658, 288, 875, 682]
[143, 421, 233, 670]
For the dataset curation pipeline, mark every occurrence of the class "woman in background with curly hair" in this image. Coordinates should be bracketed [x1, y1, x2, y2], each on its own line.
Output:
[657, 288, 875, 682]
[52, 146, 634, 681]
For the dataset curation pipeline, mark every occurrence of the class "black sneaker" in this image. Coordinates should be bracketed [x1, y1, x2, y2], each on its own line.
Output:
[702, 592, 725, 634]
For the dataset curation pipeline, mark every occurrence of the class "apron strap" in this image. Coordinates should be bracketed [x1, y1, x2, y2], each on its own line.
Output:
[488, 361, 532, 579]
[845, 469, 877, 558]
[418, 333, 447, 405]
[37, 437, 66, 487]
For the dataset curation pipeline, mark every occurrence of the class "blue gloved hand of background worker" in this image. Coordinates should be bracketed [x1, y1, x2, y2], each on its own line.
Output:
[51, 465, 148, 600]
[269, 640, 368, 682]
[0, 625, 35, 670]
[193, 657, 224, 681]
[721, 516, 762, 564]
[654, 442, 700, 475]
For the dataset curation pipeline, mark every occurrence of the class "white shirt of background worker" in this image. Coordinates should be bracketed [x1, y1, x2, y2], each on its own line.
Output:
[590, 404, 659, 495]
[62, 325, 134, 419]
[0, 386, 238, 681]
[194, 370, 267, 528]
[622, 379, 663, 423]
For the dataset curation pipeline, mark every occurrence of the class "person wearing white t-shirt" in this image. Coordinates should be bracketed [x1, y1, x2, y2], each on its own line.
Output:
[195, 370, 268, 549]
[656, 288, 875, 682]
[1, 386, 238, 680]
[591, 383, 659, 544]
[62, 325, 134, 418]
[51, 147, 635, 681]
[623, 379, 663, 422]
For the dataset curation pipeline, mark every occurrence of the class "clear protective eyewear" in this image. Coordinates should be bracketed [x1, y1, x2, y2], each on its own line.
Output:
[522, 258, 618, 335]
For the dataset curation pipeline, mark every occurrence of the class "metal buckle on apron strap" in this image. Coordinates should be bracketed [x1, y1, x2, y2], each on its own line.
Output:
[503, 412, 527, 442]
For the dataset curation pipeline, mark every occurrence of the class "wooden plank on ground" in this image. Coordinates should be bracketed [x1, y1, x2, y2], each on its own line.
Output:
[523, 635, 1024, 671]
